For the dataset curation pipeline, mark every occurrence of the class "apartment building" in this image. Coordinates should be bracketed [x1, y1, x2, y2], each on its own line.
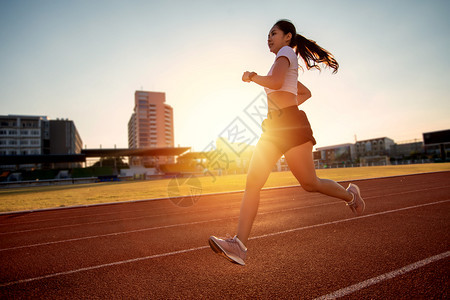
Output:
[128, 91, 174, 166]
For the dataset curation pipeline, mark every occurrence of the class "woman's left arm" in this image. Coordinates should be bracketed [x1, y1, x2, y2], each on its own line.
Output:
[297, 80, 311, 105]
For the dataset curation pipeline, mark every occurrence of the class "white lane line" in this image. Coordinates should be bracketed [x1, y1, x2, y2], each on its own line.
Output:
[0, 245, 210, 288]
[0, 201, 342, 251]
[2, 184, 449, 236]
[249, 199, 450, 240]
[0, 189, 327, 229]
[0, 208, 148, 226]
[2, 194, 449, 251]
[0, 199, 448, 287]
[314, 251, 450, 300]
[0, 195, 336, 235]
[0, 207, 229, 235]
[0, 218, 228, 252]
[364, 185, 450, 199]
[0, 183, 387, 226]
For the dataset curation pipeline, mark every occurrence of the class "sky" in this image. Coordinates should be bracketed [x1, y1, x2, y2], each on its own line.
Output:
[1, 0, 449, 152]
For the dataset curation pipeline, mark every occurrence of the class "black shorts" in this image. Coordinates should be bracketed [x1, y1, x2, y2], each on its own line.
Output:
[259, 106, 316, 154]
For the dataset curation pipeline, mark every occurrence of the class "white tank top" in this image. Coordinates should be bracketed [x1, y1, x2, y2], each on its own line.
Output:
[264, 46, 298, 96]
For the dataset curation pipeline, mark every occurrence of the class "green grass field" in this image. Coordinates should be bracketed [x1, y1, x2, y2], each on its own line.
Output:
[1, 163, 449, 213]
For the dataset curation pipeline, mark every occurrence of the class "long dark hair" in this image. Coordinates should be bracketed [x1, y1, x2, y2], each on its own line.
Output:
[274, 19, 339, 74]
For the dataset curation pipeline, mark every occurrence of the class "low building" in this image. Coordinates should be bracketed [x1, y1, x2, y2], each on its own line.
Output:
[423, 129, 450, 161]
[355, 137, 394, 158]
[0, 115, 83, 170]
[0, 115, 48, 156]
[389, 140, 424, 160]
[0, 115, 49, 170]
[316, 143, 355, 166]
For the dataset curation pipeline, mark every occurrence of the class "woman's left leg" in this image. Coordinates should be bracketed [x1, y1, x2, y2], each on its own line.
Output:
[284, 141, 353, 202]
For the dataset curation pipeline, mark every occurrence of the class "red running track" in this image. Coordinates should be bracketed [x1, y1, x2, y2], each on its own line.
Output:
[0, 172, 449, 299]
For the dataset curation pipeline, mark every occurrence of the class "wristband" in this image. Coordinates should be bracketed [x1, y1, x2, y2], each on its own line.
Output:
[249, 72, 257, 81]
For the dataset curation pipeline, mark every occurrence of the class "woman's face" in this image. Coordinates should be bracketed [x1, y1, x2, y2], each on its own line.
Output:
[267, 26, 292, 54]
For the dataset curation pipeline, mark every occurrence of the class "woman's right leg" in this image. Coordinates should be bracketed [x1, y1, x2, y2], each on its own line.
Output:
[284, 141, 352, 201]
[236, 139, 282, 245]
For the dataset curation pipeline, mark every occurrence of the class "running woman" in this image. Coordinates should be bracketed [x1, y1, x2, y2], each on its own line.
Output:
[209, 20, 365, 266]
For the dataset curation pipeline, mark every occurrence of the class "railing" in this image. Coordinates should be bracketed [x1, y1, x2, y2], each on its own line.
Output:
[0, 177, 98, 188]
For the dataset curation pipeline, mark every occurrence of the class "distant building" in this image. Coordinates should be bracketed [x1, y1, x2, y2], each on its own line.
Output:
[389, 140, 424, 160]
[128, 113, 137, 152]
[355, 137, 394, 157]
[48, 119, 83, 168]
[0, 115, 48, 157]
[49, 119, 83, 155]
[423, 129, 450, 161]
[316, 143, 355, 166]
[351, 137, 394, 166]
[128, 91, 174, 167]
[0, 115, 83, 170]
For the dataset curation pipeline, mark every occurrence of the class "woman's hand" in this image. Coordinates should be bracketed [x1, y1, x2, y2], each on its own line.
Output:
[242, 71, 251, 82]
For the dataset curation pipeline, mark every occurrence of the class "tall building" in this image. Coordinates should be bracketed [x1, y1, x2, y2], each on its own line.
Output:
[128, 113, 137, 151]
[0, 115, 83, 170]
[49, 119, 83, 155]
[128, 91, 174, 166]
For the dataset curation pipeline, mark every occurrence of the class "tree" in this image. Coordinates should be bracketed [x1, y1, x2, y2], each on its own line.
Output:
[93, 157, 128, 169]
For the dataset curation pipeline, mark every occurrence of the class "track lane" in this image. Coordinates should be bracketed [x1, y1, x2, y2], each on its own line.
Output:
[1, 198, 448, 292]
[1, 171, 447, 228]
[0, 172, 448, 298]
[2, 199, 448, 298]
[1, 181, 448, 252]
[0, 173, 447, 236]
[1, 180, 448, 251]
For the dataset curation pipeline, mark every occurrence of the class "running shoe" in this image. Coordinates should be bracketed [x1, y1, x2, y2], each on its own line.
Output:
[346, 183, 365, 215]
[208, 235, 247, 266]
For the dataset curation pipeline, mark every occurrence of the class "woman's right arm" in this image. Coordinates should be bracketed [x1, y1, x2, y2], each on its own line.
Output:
[242, 57, 290, 90]
[297, 80, 311, 105]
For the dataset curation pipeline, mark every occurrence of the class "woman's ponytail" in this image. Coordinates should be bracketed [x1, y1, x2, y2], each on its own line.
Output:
[274, 19, 339, 74]
[293, 33, 339, 74]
